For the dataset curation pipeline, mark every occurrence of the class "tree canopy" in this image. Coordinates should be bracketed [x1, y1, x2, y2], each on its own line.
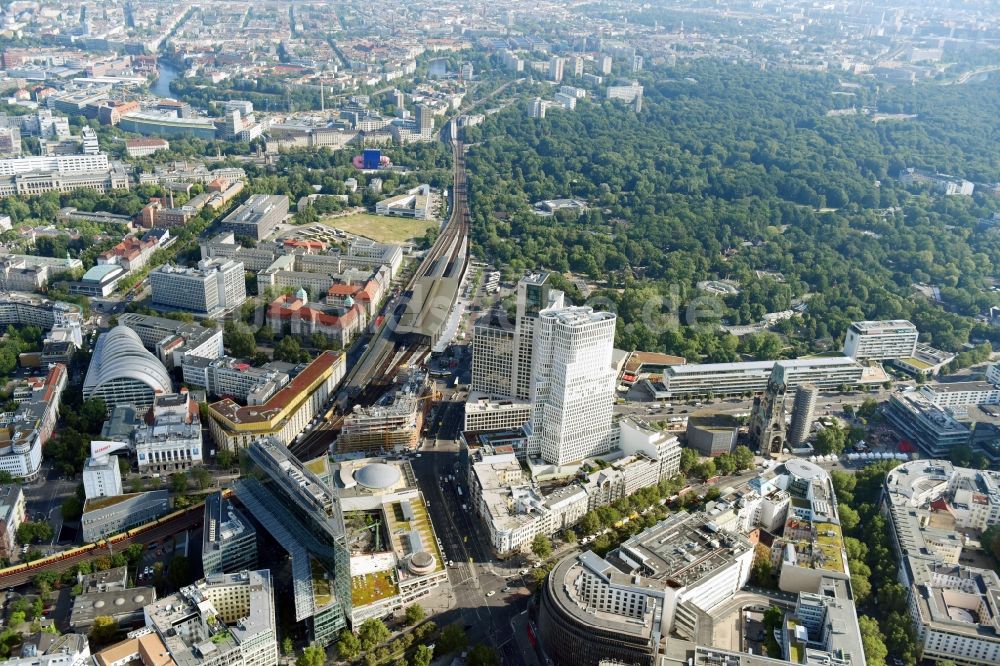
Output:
[465, 60, 1000, 358]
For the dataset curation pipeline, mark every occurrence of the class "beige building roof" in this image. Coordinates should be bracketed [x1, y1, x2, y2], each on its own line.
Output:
[93, 632, 176, 666]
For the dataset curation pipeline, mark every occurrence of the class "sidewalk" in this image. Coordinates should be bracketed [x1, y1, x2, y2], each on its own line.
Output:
[419, 577, 458, 617]
[508, 609, 542, 666]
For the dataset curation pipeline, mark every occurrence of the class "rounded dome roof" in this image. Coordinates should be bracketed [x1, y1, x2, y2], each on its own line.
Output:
[411, 551, 433, 568]
[407, 551, 435, 575]
[354, 462, 401, 490]
[784, 458, 826, 482]
[84, 326, 172, 397]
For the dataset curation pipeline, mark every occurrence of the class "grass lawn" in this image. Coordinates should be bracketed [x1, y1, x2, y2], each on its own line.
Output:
[899, 356, 933, 370]
[311, 558, 334, 607]
[351, 570, 398, 607]
[320, 212, 436, 244]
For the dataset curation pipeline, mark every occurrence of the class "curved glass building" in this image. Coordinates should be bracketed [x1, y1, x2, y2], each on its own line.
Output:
[83, 326, 172, 411]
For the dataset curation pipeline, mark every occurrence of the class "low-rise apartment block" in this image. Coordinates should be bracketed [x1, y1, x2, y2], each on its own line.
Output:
[0, 364, 67, 480]
[0, 484, 25, 559]
[884, 461, 1000, 665]
[143, 570, 278, 666]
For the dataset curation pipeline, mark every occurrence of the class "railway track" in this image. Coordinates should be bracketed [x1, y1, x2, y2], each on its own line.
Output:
[345, 138, 469, 392]
[0, 501, 206, 589]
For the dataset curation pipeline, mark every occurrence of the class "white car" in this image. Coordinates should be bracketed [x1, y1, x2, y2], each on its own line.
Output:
[519, 569, 529, 575]
[486, 590, 496, 597]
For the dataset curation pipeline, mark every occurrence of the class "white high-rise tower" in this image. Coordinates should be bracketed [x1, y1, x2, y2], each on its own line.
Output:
[528, 306, 617, 466]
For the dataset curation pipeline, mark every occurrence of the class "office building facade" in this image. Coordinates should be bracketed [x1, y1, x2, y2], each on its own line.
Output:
[788, 383, 819, 447]
[528, 306, 617, 466]
[235, 440, 350, 645]
[202, 491, 257, 576]
[660, 357, 864, 398]
[220, 195, 288, 241]
[538, 512, 753, 666]
[463, 394, 532, 433]
[81, 490, 170, 543]
[513, 274, 565, 400]
[885, 393, 971, 458]
[83, 450, 124, 499]
[842, 320, 919, 360]
[150, 258, 246, 317]
[471, 309, 515, 397]
[208, 351, 345, 450]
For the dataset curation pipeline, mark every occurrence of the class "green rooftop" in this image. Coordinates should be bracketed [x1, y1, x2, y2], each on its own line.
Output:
[351, 569, 397, 607]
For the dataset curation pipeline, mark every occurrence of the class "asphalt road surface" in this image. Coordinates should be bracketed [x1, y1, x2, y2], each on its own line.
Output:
[22, 462, 78, 548]
[410, 400, 532, 663]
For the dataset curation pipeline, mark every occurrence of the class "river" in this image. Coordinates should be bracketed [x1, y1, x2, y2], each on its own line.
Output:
[151, 61, 180, 98]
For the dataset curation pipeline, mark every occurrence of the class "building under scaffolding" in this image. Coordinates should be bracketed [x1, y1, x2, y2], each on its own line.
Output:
[336, 368, 428, 454]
